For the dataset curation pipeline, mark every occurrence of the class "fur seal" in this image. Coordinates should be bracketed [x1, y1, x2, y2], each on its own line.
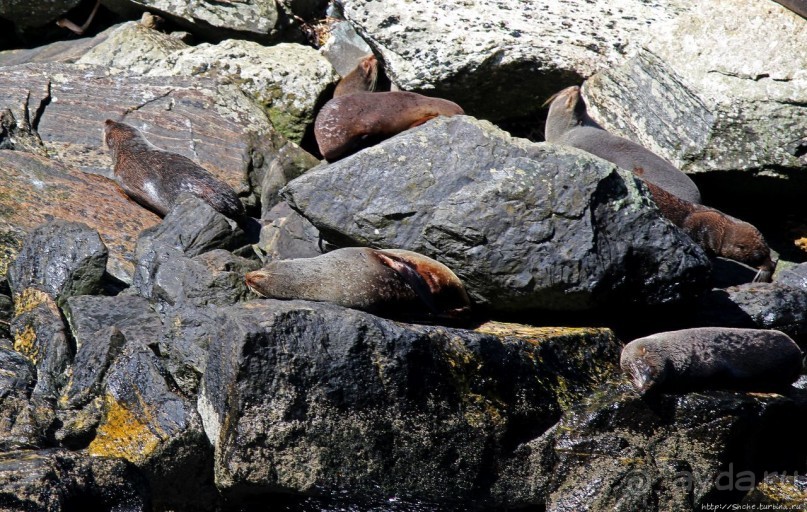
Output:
[772, 0, 807, 18]
[314, 91, 464, 161]
[643, 181, 774, 281]
[333, 54, 380, 98]
[244, 247, 472, 325]
[544, 85, 702, 204]
[621, 327, 804, 394]
[104, 120, 245, 220]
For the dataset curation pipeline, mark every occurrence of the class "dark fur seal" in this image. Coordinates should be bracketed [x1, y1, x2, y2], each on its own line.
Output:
[104, 120, 245, 220]
[244, 247, 472, 325]
[644, 181, 774, 280]
[544, 85, 702, 204]
[621, 327, 803, 393]
[314, 91, 464, 161]
[333, 54, 380, 98]
[772, 0, 807, 18]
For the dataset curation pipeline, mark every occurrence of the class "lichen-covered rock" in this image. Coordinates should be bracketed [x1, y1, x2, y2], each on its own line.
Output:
[0, 448, 150, 512]
[584, 0, 807, 178]
[260, 142, 320, 214]
[0, 0, 82, 30]
[88, 344, 216, 511]
[7, 220, 107, 305]
[742, 474, 807, 507]
[257, 202, 322, 263]
[10, 288, 71, 401]
[495, 385, 807, 510]
[0, 337, 47, 450]
[0, 150, 160, 283]
[199, 300, 621, 504]
[337, 0, 689, 120]
[776, 262, 807, 291]
[102, 0, 282, 42]
[694, 283, 807, 345]
[282, 115, 711, 313]
[138, 194, 248, 259]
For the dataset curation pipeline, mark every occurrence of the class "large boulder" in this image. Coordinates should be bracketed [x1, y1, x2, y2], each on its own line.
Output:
[584, 0, 807, 178]
[199, 300, 621, 505]
[337, 0, 689, 120]
[282, 115, 711, 313]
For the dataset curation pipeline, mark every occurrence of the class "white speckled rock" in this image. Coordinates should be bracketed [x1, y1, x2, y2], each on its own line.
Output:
[78, 22, 189, 75]
[338, 0, 691, 120]
[584, 0, 807, 177]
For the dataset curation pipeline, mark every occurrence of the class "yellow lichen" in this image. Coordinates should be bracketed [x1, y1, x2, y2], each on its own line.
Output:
[13, 325, 39, 364]
[13, 288, 52, 317]
[88, 393, 164, 464]
[474, 321, 609, 346]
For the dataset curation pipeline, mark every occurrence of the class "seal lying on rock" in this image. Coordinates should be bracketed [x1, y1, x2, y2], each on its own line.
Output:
[544, 85, 702, 204]
[621, 327, 803, 394]
[644, 181, 775, 281]
[244, 247, 472, 325]
[314, 91, 464, 161]
[333, 54, 380, 98]
[104, 120, 245, 220]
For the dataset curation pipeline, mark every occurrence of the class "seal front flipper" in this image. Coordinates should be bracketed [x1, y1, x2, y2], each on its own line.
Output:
[375, 250, 439, 315]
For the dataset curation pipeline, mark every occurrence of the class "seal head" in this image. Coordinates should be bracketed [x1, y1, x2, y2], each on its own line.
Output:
[333, 54, 380, 98]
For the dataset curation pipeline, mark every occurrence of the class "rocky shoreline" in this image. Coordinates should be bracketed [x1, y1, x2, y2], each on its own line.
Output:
[1, 1, 807, 511]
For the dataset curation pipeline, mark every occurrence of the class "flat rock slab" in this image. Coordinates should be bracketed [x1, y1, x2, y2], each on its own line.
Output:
[338, 0, 690, 120]
[283, 115, 710, 312]
[0, 150, 159, 283]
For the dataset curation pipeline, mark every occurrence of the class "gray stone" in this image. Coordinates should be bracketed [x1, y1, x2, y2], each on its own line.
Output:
[282, 115, 711, 313]
[338, 0, 689, 120]
[776, 262, 807, 291]
[0, 338, 48, 450]
[584, 0, 807, 178]
[7, 220, 108, 306]
[0, 23, 123, 67]
[0, 449, 150, 511]
[0, 0, 82, 30]
[260, 142, 320, 214]
[257, 202, 322, 263]
[64, 294, 162, 353]
[199, 299, 621, 504]
[60, 326, 125, 411]
[320, 20, 374, 77]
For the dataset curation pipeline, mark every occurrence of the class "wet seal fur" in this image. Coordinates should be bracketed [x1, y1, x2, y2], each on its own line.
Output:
[104, 120, 245, 220]
[333, 54, 380, 98]
[314, 91, 464, 161]
[643, 181, 775, 281]
[621, 327, 804, 394]
[544, 85, 702, 204]
[244, 247, 472, 325]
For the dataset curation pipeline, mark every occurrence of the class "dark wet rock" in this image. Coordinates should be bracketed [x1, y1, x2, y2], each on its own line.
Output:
[10, 288, 72, 401]
[776, 262, 807, 291]
[495, 384, 807, 510]
[0, 448, 149, 512]
[257, 202, 322, 263]
[283, 115, 711, 313]
[59, 326, 125, 411]
[0, 150, 160, 284]
[88, 343, 217, 511]
[199, 300, 620, 505]
[712, 257, 764, 289]
[7, 220, 108, 306]
[0, 0, 82, 30]
[260, 143, 320, 215]
[693, 283, 807, 345]
[64, 294, 162, 353]
[158, 304, 223, 396]
[139, 194, 248, 259]
[0, 293, 10, 338]
[742, 474, 807, 506]
[0, 337, 49, 450]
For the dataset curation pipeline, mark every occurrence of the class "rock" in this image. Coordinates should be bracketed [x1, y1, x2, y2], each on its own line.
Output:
[742, 474, 807, 507]
[64, 294, 162, 351]
[260, 142, 320, 214]
[138, 194, 248, 259]
[0, 293, 11, 338]
[776, 262, 807, 291]
[88, 343, 217, 511]
[0, 23, 123, 67]
[495, 385, 807, 510]
[694, 283, 807, 345]
[0, 150, 160, 283]
[0, 448, 149, 511]
[59, 326, 125, 410]
[101, 0, 282, 42]
[257, 202, 322, 263]
[199, 299, 621, 504]
[282, 115, 711, 313]
[10, 288, 72, 401]
[7, 220, 108, 306]
[0, 337, 48, 450]
[584, 0, 807, 178]
[320, 19, 374, 77]
[337, 0, 688, 121]
[0, 62, 279, 211]
[0, 0, 82, 30]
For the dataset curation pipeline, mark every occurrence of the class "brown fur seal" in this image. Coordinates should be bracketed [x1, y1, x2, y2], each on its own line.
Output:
[545, 85, 702, 205]
[772, 0, 807, 18]
[244, 247, 472, 325]
[621, 327, 803, 393]
[333, 54, 379, 98]
[104, 120, 245, 220]
[314, 91, 464, 161]
[643, 181, 774, 281]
